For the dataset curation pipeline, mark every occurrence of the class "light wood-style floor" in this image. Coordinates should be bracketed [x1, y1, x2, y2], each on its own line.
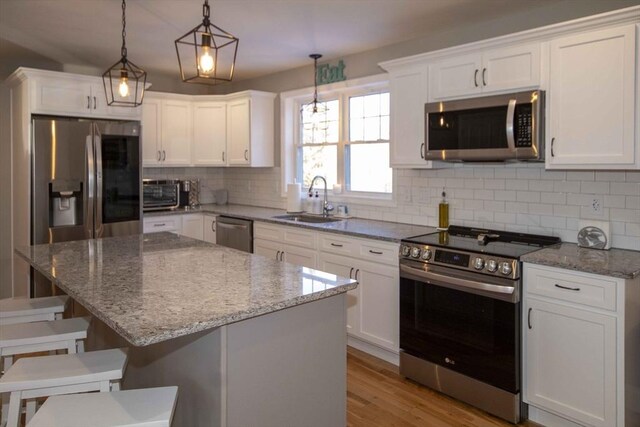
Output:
[347, 346, 539, 427]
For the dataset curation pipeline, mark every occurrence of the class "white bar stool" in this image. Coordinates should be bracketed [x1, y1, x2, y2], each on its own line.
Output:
[27, 386, 178, 427]
[0, 296, 69, 325]
[0, 317, 91, 372]
[0, 348, 128, 427]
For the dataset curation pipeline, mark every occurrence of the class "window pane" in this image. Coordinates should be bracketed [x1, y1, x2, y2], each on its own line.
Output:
[349, 92, 389, 142]
[301, 100, 339, 144]
[348, 143, 392, 193]
[300, 145, 337, 189]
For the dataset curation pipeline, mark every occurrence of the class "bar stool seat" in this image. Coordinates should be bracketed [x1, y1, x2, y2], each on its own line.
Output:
[0, 296, 69, 325]
[27, 386, 178, 427]
[0, 348, 128, 427]
[0, 317, 90, 369]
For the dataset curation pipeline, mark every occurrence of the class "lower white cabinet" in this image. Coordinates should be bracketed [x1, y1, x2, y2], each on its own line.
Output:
[180, 214, 204, 240]
[254, 223, 318, 269]
[523, 263, 640, 427]
[143, 215, 182, 234]
[203, 215, 217, 244]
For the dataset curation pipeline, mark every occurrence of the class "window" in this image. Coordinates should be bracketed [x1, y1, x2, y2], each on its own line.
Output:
[291, 78, 392, 199]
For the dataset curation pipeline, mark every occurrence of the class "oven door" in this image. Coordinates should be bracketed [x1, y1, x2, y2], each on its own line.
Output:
[400, 261, 520, 393]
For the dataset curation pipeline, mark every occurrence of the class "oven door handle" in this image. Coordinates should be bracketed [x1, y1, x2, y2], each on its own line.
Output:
[400, 263, 516, 299]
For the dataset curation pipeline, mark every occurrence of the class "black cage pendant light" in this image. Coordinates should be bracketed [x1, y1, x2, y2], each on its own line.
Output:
[102, 0, 146, 107]
[175, 0, 239, 85]
[301, 54, 327, 116]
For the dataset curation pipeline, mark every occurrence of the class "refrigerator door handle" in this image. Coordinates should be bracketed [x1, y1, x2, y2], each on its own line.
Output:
[85, 133, 95, 239]
[93, 123, 104, 238]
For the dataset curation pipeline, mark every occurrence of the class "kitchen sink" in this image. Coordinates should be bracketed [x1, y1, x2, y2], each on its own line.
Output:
[272, 214, 343, 224]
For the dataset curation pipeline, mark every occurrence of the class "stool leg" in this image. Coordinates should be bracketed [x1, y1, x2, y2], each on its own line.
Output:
[1, 357, 13, 425]
[77, 339, 85, 353]
[6, 391, 21, 427]
[25, 398, 36, 424]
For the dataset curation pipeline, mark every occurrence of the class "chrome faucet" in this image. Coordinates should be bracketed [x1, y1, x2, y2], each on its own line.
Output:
[308, 176, 334, 217]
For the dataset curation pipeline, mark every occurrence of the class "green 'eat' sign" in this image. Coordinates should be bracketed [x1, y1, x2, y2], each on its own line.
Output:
[316, 60, 346, 85]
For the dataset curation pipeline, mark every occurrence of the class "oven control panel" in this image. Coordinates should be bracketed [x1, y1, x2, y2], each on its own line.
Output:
[399, 244, 519, 279]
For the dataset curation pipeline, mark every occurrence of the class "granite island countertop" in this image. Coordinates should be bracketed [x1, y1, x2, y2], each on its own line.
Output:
[521, 243, 640, 280]
[145, 204, 438, 242]
[15, 233, 358, 346]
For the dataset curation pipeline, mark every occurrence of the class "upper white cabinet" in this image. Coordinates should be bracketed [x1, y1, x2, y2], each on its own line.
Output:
[30, 70, 141, 120]
[142, 94, 192, 167]
[193, 102, 227, 166]
[546, 25, 638, 169]
[141, 91, 275, 168]
[226, 92, 275, 167]
[428, 43, 541, 100]
[383, 65, 433, 168]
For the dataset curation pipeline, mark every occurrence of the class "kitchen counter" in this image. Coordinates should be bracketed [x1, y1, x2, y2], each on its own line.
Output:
[15, 232, 357, 346]
[145, 203, 438, 242]
[521, 243, 640, 279]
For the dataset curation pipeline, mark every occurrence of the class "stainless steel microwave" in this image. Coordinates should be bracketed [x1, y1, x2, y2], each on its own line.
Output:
[424, 90, 544, 162]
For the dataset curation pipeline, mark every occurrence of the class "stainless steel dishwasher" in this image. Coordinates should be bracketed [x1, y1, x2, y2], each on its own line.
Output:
[216, 216, 253, 253]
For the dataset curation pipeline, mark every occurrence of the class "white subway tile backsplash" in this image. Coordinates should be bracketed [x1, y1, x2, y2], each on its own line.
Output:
[494, 190, 517, 201]
[627, 196, 640, 210]
[554, 181, 581, 193]
[529, 204, 553, 215]
[580, 181, 610, 194]
[540, 192, 566, 205]
[596, 171, 626, 182]
[516, 191, 541, 203]
[463, 179, 484, 189]
[611, 182, 640, 195]
[566, 171, 594, 181]
[516, 168, 540, 180]
[528, 180, 554, 192]
[506, 180, 528, 191]
[604, 195, 626, 208]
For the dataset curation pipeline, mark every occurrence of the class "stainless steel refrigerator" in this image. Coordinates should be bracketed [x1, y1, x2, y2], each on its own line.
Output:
[31, 116, 142, 296]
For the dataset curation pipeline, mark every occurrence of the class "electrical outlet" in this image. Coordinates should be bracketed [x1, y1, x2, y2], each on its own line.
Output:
[590, 197, 603, 217]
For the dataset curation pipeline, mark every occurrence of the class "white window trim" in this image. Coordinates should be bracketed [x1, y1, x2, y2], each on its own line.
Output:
[280, 73, 396, 206]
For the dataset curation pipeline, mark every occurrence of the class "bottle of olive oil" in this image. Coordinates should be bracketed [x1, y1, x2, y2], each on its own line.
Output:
[438, 188, 449, 230]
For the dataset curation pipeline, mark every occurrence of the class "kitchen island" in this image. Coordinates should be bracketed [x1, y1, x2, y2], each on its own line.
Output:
[15, 233, 358, 427]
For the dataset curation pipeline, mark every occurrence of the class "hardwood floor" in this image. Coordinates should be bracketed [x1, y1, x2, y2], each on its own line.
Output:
[347, 346, 539, 427]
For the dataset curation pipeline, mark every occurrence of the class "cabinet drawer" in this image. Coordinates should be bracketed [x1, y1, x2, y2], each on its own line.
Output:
[359, 241, 399, 266]
[524, 265, 618, 311]
[143, 216, 182, 233]
[320, 235, 358, 257]
[254, 222, 316, 249]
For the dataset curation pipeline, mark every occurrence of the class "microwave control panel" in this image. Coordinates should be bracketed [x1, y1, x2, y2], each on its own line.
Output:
[515, 105, 533, 147]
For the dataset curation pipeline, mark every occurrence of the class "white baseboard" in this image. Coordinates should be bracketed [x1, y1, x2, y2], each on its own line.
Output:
[347, 336, 399, 366]
[528, 405, 583, 427]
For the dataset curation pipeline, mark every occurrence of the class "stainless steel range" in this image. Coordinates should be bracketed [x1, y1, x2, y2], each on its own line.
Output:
[399, 226, 559, 423]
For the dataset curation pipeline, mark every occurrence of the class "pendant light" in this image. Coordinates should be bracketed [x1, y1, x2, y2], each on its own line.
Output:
[301, 54, 328, 135]
[175, 0, 239, 85]
[308, 54, 323, 113]
[102, 0, 146, 107]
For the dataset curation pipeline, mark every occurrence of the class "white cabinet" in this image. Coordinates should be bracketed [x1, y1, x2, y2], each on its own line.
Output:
[253, 222, 317, 269]
[143, 215, 182, 234]
[31, 71, 141, 120]
[428, 43, 540, 100]
[180, 214, 204, 240]
[226, 92, 275, 167]
[161, 100, 192, 166]
[142, 95, 192, 166]
[318, 235, 399, 355]
[385, 65, 437, 169]
[203, 215, 217, 244]
[523, 263, 640, 427]
[546, 25, 638, 169]
[193, 102, 227, 166]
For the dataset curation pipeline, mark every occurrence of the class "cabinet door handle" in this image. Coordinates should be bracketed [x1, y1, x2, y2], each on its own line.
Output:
[528, 308, 532, 329]
[554, 283, 580, 292]
[157, 150, 161, 161]
[369, 250, 383, 255]
[280, 251, 284, 262]
[355, 269, 360, 281]
[275, 250, 280, 261]
[474, 69, 479, 87]
[420, 143, 425, 159]
[330, 243, 343, 248]
[550, 137, 555, 157]
[349, 267, 354, 279]
[87, 96, 91, 109]
[222, 151, 225, 162]
[162, 150, 166, 161]
[244, 149, 249, 161]
[153, 223, 166, 227]
[93, 96, 97, 109]
[211, 221, 216, 232]
[482, 68, 487, 86]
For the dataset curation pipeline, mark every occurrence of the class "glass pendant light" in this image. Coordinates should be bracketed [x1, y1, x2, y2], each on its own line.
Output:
[102, 0, 146, 107]
[175, 0, 239, 85]
[301, 54, 328, 132]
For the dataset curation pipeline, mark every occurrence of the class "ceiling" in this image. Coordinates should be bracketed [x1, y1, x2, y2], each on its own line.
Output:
[1, 0, 569, 82]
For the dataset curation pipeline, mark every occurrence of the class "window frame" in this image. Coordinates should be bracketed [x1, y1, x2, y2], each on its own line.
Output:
[281, 74, 395, 205]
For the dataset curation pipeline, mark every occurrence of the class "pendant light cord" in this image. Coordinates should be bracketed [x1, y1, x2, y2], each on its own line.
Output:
[121, 0, 127, 60]
[202, 0, 210, 25]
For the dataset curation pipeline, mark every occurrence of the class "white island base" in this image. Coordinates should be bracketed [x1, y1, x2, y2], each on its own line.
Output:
[84, 294, 347, 427]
